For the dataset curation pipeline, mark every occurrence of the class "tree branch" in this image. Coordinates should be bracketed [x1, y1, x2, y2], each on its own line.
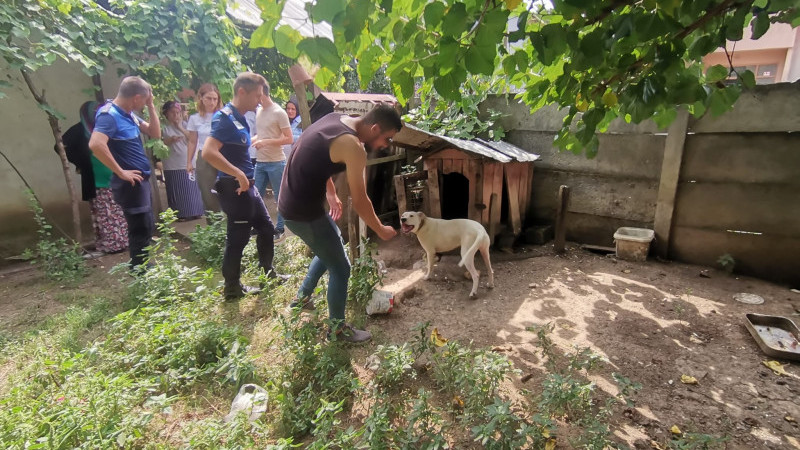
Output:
[583, 0, 637, 28]
[676, 0, 745, 40]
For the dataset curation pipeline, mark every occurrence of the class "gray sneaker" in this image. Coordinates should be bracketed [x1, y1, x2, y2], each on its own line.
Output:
[328, 323, 371, 343]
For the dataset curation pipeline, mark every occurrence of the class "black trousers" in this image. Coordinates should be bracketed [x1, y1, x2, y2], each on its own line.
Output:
[111, 176, 154, 268]
[215, 177, 275, 289]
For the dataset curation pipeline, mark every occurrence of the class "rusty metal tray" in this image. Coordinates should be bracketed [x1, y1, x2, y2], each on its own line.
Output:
[744, 314, 800, 361]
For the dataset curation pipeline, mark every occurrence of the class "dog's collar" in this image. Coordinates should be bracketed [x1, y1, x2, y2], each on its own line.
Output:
[417, 216, 426, 232]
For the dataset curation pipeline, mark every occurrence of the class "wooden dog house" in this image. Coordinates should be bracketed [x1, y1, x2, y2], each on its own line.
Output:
[393, 124, 539, 240]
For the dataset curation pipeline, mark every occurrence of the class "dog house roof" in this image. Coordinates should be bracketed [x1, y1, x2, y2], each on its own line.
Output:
[394, 123, 539, 163]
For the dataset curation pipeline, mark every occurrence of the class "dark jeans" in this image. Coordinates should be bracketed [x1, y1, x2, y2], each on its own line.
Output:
[285, 214, 350, 322]
[215, 177, 276, 290]
[110, 175, 154, 268]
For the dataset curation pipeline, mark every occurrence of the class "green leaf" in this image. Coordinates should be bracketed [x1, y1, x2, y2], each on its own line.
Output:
[441, 3, 468, 37]
[706, 64, 728, 82]
[311, 0, 347, 22]
[739, 69, 756, 89]
[438, 37, 459, 75]
[36, 102, 66, 120]
[314, 66, 338, 88]
[297, 37, 341, 72]
[250, 21, 277, 48]
[423, 2, 445, 27]
[750, 11, 770, 40]
[274, 25, 302, 59]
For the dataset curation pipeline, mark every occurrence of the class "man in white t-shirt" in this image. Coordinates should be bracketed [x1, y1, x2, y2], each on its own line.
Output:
[253, 81, 292, 241]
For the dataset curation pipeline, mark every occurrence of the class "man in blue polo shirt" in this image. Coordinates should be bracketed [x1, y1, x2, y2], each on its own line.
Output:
[89, 76, 161, 271]
[201, 72, 287, 300]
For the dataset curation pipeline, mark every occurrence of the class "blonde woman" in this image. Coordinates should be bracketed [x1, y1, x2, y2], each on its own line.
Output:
[186, 83, 222, 212]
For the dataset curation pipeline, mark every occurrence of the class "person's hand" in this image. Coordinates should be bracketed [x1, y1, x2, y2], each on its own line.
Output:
[327, 193, 343, 221]
[119, 169, 143, 186]
[376, 225, 397, 241]
[235, 171, 250, 195]
[186, 162, 194, 174]
[146, 91, 155, 107]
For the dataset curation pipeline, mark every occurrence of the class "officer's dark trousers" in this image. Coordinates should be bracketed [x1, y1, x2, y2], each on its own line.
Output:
[215, 177, 275, 290]
[111, 176, 154, 269]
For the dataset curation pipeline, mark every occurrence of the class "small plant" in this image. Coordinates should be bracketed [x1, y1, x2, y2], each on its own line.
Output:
[348, 237, 384, 328]
[189, 211, 226, 268]
[22, 190, 86, 282]
[366, 344, 417, 393]
[398, 389, 449, 450]
[717, 253, 735, 274]
[471, 398, 538, 449]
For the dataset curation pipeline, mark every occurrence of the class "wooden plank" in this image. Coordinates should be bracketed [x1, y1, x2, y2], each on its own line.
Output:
[554, 185, 570, 254]
[653, 108, 689, 258]
[393, 174, 407, 216]
[366, 151, 406, 166]
[442, 159, 454, 175]
[426, 148, 477, 160]
[491, 162, 503, 231]
[505, 164, 522, 236]
[522, 163, 534, 224]
[293, 81, 312, 130]
[473, 161, 485, 226]
[427, 159, 442, 218]
[451, 159, 463, 175]
[481, 163, 494, 225]
[466, 159, 479, 222]
[488, 192, 501, 242]
[358, 217, 367, 254]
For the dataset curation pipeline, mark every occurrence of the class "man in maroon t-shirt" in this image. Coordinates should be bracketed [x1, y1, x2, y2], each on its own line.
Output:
[279, 105, 402, 342]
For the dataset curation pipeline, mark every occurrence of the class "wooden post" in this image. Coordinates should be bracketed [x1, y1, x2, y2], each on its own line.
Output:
[554, 185, 570, 254]
[427, 161, 441, 217]
[394, 174, 407, 215]
[347, 196, 359, 261]
[504, 164, 522, 236]
[653, 108, 690, 259]
[488, 192, 500, 243]
[293, 82, 312, 130]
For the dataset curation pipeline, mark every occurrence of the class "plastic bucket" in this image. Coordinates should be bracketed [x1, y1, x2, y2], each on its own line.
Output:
[613, 227, 654, 262]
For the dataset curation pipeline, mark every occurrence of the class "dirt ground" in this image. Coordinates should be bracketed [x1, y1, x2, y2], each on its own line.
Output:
[2, 234, 799, 448]
[369, 234, 800, 449]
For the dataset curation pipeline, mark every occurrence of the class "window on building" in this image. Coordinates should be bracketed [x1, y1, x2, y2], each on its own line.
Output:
[724, 64, 779, 85]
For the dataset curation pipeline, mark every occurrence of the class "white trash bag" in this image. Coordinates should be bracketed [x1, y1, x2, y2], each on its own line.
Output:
[224, 383, 268, 423]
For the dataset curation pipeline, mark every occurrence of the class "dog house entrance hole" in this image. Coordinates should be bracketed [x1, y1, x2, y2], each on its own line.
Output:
[441, 172, 469, 220]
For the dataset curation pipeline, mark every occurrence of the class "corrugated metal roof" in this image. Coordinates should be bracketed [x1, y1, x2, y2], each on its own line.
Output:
[228, 0, 334, 40]
[394, 124, 538, 163]
[320, 92, 399, 105]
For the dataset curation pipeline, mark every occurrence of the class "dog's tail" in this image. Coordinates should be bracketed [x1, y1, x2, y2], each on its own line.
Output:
[458, 237, 484, 267]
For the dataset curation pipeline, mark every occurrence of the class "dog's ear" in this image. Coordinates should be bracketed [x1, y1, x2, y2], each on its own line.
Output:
[418, 212, 426, 219]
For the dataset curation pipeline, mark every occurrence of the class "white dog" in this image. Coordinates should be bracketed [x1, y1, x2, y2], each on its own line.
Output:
[400, 211, 494, 298]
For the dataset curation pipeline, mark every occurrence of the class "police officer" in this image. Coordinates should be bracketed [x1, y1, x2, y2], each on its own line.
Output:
[201, 72, 287, 300]
[89, 76, 161, 271]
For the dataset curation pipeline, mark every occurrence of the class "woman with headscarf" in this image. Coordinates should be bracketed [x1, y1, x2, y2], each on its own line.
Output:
[282, 98, 303, 159]
[161, 100, 204, 221]
[61, 101, 127, 254]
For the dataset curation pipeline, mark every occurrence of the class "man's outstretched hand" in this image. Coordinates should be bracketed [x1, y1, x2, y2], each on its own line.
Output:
[377, 225, 397, 241]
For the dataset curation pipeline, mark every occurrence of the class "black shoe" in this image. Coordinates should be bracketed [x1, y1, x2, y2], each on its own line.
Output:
[224, 284, 261, 301]
[264, 271, 290, 287]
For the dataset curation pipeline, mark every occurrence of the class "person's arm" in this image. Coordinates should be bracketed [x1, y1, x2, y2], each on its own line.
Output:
[186, 130, 198, 173]
[253, 127, 293, 149]
[88, 131, 142, 186]
[331, 135, 396, 240]
[326, 177, 343, 221]
[201, 137, 250, 195]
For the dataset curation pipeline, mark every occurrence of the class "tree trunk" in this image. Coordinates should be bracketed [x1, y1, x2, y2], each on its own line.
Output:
[21, 70, 83, 245]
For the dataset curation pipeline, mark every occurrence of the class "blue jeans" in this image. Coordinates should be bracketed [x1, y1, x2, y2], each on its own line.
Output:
[254, 160, 285, 232]
[285, 215, 350, 322]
